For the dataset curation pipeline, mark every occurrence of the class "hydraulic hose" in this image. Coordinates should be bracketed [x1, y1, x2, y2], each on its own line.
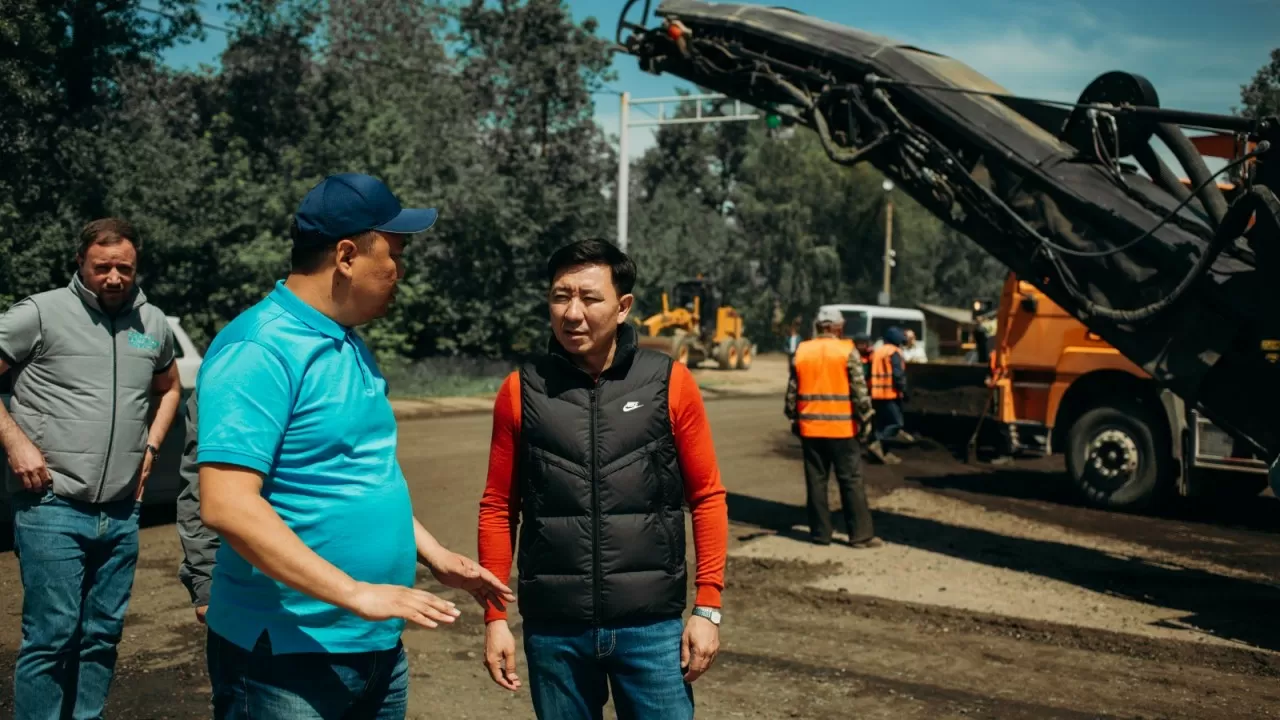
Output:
[1132, 142, 1196, 206]
[1154, 122, 1229, 229]
[1057, 183, 1279, 323]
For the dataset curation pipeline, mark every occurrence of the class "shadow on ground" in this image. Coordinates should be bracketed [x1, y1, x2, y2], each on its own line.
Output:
[727, 488, 1280, 653]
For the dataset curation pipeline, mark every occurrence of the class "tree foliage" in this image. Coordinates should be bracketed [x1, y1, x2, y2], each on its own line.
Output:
[626, 108, 1005, 348]
[1238, 48, 1280, 119]
[10, 3, 1251, 361]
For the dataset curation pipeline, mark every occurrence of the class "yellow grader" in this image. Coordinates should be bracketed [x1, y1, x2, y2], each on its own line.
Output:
[635, 277, 754, 370]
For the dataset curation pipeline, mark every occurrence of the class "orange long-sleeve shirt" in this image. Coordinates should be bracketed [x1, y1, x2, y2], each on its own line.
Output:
[477, 361, 729, 623]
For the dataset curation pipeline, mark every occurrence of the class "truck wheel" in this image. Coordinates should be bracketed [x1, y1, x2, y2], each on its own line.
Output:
[673, 337, 692, 365]
[1065, 403, 1169, 509]
[715, 340, 738, 370]
[735, 338, 753, 370]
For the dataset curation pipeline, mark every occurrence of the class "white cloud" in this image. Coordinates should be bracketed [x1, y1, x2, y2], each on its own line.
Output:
[908, 26, 1180, 101]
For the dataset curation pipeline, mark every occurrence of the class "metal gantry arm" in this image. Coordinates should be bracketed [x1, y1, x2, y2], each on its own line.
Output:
[616, 92, 761, 252]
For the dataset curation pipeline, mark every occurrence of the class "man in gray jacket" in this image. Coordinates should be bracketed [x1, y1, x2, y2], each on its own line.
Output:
[176, 390, 218, 623]
[0, 217, 184, 719]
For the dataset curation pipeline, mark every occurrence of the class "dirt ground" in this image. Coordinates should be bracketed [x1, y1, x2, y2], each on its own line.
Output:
[4, 357, 1280, 718]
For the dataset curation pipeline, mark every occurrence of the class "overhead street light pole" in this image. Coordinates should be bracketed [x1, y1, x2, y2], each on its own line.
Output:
[879, 178, 895, 306]
[615, 92, 761, 253]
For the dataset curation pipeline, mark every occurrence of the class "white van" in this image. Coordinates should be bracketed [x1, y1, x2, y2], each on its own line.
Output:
[814, 303, 928, 358]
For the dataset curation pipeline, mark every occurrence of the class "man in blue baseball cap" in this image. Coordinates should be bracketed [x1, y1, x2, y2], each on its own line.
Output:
[194, 173, 514, 718]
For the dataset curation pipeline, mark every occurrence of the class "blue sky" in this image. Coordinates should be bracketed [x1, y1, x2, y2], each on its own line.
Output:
[162, 0, 1278, 161]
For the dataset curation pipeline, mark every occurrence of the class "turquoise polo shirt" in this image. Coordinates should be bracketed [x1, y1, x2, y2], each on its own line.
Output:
[196, 280, 416, 654]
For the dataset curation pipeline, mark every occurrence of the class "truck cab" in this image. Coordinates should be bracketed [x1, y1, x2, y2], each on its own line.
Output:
[992, 273, 1267, 507]
[1, 316, 202, 520]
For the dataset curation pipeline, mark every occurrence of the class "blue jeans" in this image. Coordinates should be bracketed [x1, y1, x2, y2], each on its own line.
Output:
[523, 617, 694, 720]
[12, 489, 141, 720]
[873, 399, 905, 440]
[206, 630, 409, 719]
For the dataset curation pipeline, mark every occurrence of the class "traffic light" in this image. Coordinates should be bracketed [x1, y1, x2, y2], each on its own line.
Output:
[766, 112, 782, 130]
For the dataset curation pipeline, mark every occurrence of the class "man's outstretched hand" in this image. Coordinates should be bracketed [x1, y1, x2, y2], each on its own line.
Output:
[429, 550, 516, 611]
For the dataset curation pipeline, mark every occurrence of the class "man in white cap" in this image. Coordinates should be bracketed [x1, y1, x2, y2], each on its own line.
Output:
[784, 307, 883, 547]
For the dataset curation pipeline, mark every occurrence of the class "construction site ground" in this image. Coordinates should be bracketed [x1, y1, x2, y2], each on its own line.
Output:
[4, 354, 1280, 718]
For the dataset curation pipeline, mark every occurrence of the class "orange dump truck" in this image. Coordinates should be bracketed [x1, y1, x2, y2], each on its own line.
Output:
[909, 272, 1268, 509]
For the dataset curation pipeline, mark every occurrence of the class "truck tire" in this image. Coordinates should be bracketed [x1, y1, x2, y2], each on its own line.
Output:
[735, 338, 753, 370]
[1065, 402, 1170, 509]
[715, 340, 738, 370]
[673, 337, 692, 366]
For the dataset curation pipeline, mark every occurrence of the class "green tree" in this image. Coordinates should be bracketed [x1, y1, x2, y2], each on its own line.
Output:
[426, 0, 618, 358]
[1238, 48, 1280, 119]
[0, 0, 202, 310]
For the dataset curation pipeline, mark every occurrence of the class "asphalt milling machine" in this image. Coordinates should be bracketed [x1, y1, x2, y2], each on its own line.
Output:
[617, 0, 1280, 467]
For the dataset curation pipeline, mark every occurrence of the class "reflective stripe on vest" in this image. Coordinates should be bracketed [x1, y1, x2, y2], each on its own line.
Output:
[793, 337, 857, 438]
[870, 344, 903, 400]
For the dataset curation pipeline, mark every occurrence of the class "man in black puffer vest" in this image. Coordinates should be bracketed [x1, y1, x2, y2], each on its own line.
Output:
[477, 239, 729, 719]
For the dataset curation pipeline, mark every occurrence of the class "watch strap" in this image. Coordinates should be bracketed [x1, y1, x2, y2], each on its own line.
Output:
[692, 606, 722, 624]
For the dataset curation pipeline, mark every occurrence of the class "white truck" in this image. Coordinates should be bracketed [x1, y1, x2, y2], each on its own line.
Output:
[1, 316, 203, 520]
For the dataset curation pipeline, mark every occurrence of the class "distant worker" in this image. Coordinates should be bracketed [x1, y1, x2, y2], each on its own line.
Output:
[785, 316, 803, 356]
[971, 305, 997, 363]
[901, 329, 928, 363]
[853, 332, 874, 381]
[871, 326, 914, 443]
[785, 307, 881, 548]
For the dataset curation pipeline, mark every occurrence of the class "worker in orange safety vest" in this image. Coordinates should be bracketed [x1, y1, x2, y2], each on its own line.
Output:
[870, 326, 913, 444]
[784, 307, 883, 548]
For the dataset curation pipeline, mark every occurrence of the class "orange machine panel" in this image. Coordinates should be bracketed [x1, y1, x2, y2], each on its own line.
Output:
[994, 274, 1146, 429]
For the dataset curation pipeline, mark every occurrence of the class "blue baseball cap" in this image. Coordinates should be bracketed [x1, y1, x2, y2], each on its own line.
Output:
[294, 173, 438, 245]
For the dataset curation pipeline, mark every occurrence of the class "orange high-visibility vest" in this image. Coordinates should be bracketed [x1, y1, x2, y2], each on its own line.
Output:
[870, 344, 903, 400]
[793, 337, 858, 439]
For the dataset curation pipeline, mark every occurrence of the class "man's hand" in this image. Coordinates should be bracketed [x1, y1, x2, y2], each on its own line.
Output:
[140, 449, 155, 485]
[348, 581, 461, 630]
[427, 550, 517, 611]
[194, 605, 208, 624]
[7, 437, 50, 492]
[857, 420, 874, 444]
[681, 614, 720, 683]
[137, 448, 156, 501]
[483, 620, 522, 691]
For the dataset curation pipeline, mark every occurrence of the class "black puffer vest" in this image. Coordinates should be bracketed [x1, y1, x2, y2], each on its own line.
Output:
[516, 323, 688, 625]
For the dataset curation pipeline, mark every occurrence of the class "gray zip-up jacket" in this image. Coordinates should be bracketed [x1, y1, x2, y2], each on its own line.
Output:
[176, 390, 219, 606]
[0, 274, 175, 503]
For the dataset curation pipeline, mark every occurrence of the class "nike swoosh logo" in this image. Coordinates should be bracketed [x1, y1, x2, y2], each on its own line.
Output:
[622, 402, 643, 412]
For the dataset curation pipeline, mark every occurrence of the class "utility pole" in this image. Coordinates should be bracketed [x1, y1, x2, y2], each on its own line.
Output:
[615, 92, 761, 253]
[879, 178, 895, 306]
[617, 92, 630, 254]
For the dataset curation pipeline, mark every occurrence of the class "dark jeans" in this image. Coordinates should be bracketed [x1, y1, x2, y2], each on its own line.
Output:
[12, 489, 141, 720]
[873, 399, 905, 440]
[206, 630, 409, 719]
[801, 437, 875, 544]
[523, 617, 693, 720]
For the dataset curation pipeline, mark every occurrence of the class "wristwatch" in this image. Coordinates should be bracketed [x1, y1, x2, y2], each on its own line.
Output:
[145, 443, 159, 458]
[692, 606, 722, 625]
